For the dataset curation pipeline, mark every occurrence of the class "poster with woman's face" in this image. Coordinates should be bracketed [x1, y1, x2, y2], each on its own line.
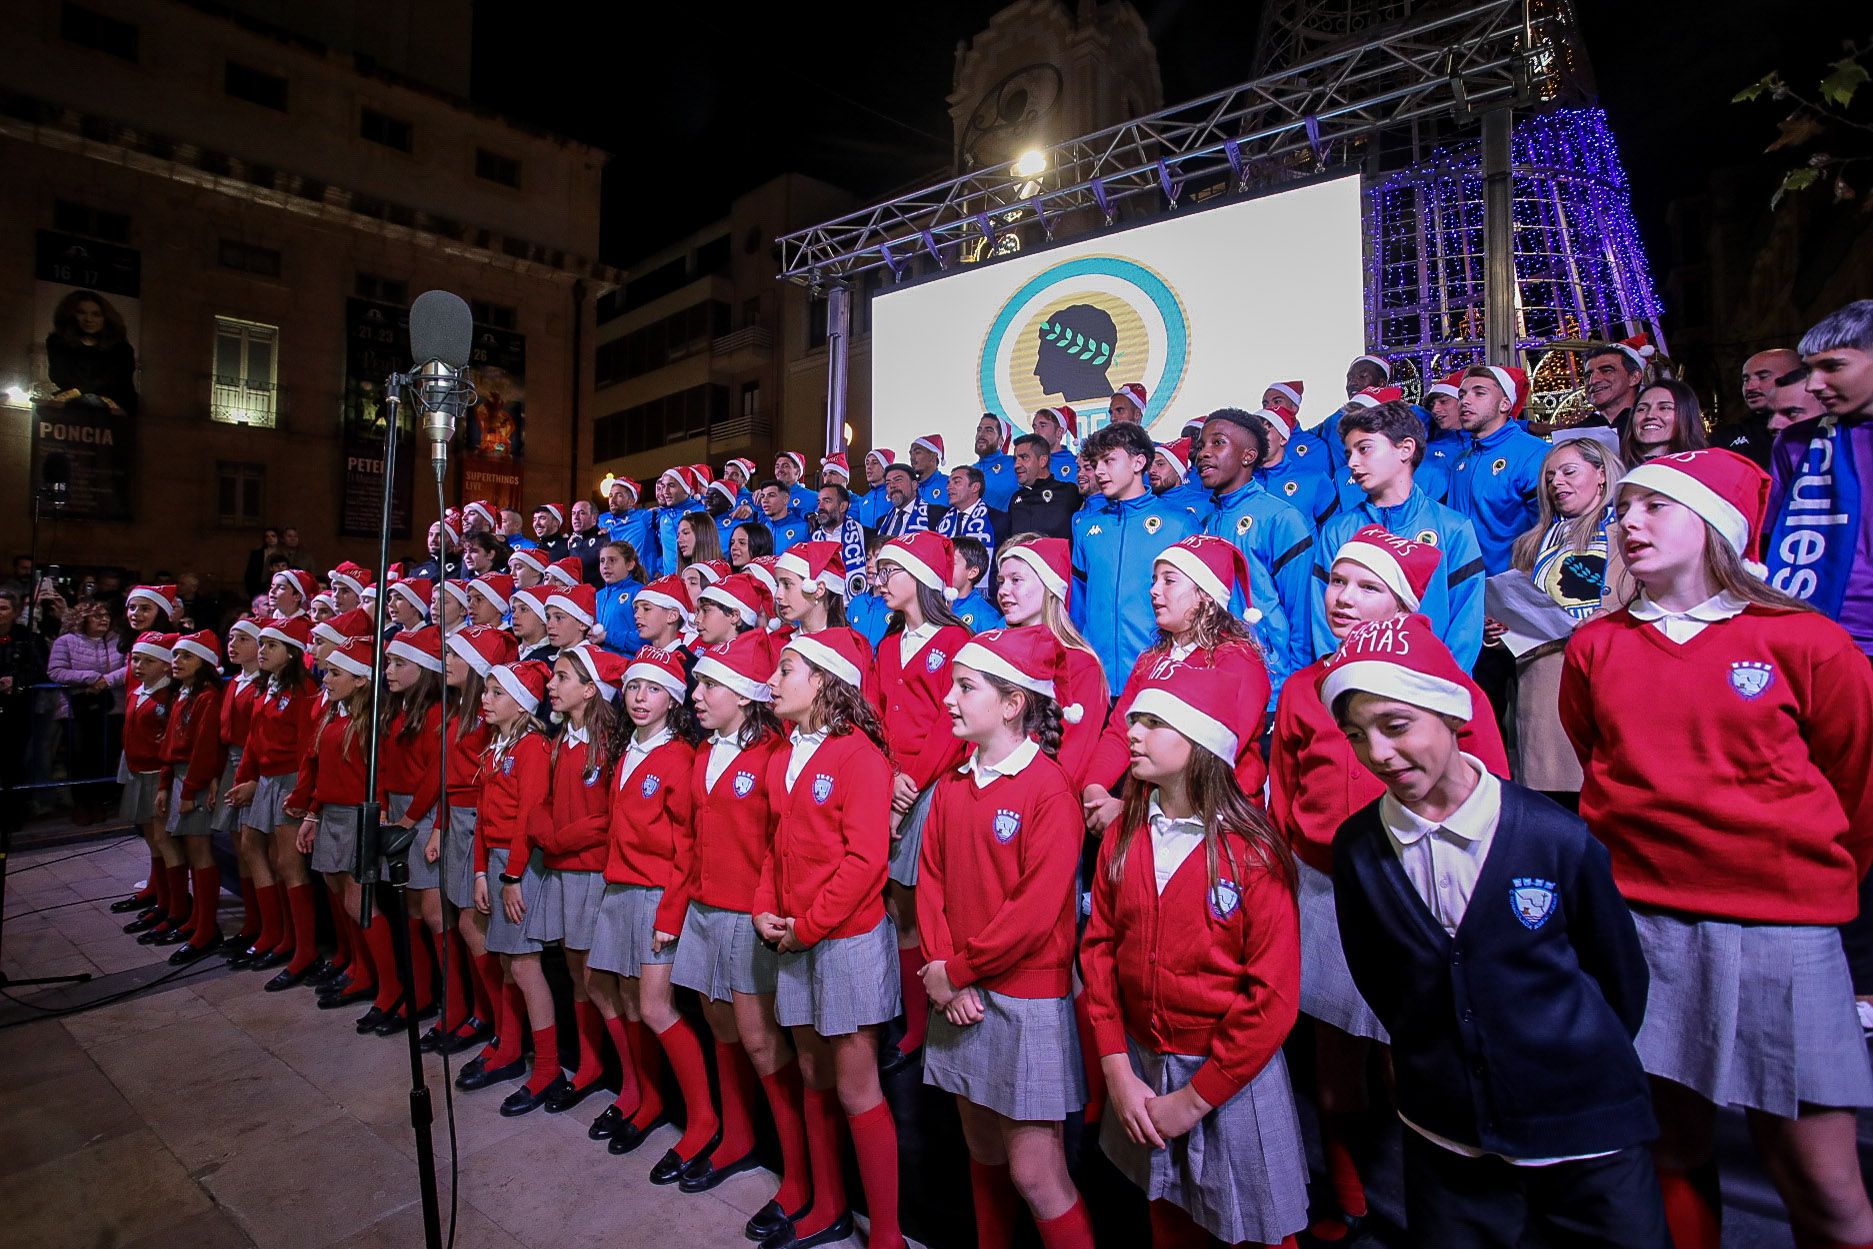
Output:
[30, 230, 141, 521]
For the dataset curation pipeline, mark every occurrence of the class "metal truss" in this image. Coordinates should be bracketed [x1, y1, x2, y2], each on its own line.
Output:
[778, 0, 1549, 287]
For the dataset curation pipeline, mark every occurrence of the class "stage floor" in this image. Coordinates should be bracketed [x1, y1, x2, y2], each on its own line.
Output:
[0, 832, 1856, 1248]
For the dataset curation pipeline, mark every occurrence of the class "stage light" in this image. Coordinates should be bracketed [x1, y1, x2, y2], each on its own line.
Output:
[3, 384, 29, 407]
[1011, 149, 1047, 179]
[843, 423, 854, 443]
[600, 473, 617, 496]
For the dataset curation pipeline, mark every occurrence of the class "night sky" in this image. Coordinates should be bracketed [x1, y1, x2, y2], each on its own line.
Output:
[470, 0, 1867, 270]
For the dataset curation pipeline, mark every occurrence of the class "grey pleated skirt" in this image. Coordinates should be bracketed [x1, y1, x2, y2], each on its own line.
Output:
[523, 867, 605, 951]
[924, 988, 1085, 1122]
[1100, 1044, 1309, 1247]
[386, 793, 442, 890]
[310, 804, 362, 875]
[673, 901, 778, 1001]
[1297, 861, 1389, 1042]
[588, 883, 677, 975]
[246, 770, 298, 832]
[775, 915, 902, 1036]
[163, 776, 216, 837]
[1630, 907, 1873, 1117]
[118, 767, 159, 823]
[210, 748, 244, 833]
[484, 847, 546, 956]
[889, 784, 936, 886]
[440, 805, 477, 910]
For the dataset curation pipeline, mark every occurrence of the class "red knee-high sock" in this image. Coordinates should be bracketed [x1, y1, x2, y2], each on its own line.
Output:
[439, 929, 472, 1033]
[760, 1061, 811, 1215]
[269, 883, 296, 957]
[626, 1021, 666, 1128]
[524, 1023, 561, 1093]
[846, 1101, 902, 1249]
[148, 858, 171, 917]
[1072, 990, 1106, 1124]
[602, 1015, 642, 1116]
[236, 874, 260, 941]
[1035, 1197, 1096, 1249]
[253, 881, 284, 952]
[365, 916, 404, 1011]
[655, 1017, 720, 1160]
[405, 916, 435, 1011]
[1657, 1165, 1722, 1249]
[284, 883, 317, 972]
[793, 1086, 849, 1238]
[137, 851, 161, 903]
[896, 945, 928, 1055]
[570, 1000, 607, 1087]
[969, 1159, 1022, 1249]
[345, 912, 377, 994]
[328, 898, 353, 972]
[164, 864, 192, 924]
[1148, 1199, 1211, 1249]
[188, 867, 221, 944]
[467, 950, 497, 1025]
[486, 979, 525, 1066]
[1307, 1112, 1369, 1239]
[713, 1041, 759, 1161]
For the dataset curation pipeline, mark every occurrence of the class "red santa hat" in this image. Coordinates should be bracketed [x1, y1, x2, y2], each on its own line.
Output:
[469, 573, 515, 614]
[171, 629, 220, 667]
[1346, 385, 1406, 411]
[1112, 382, 1149, 416]
[312, 591, 338, 615]
[1353, 353, 1393, 380]
[563, 643, 629, 700]
[724, 457, 758, 482]
[387, 625, 446, 673]
[1426, 370, 1465, 401]
[508, 549, 550, 581]
[1153, 534, 1259, 621]
[228, 618, 263, 643]
[910, 434, 946, 465]
[1037, 405, 1078, 440]
[1154, 438, 1194, 482]
[777, 540, 850, 598]
[954, 625, 1086, 724]
[544, 557, 585, 589]
[636, 575, 694, 622]
[1618, 448, 1771, 566]
[491, 660, 550, 714]
[1254, 407, 1299, 439]
[1614, 333, 1657, 372]
[692, 628, 778, 702]
[132, 630, 179, 663]
[436, 579, 472, 610]
[1331, 525, 1443, 612]
[701, 572, 775, 629]
[434, 516, 461, 545]
[534, 502, 567, 529]
[684, 559, 730, 589]
[819, 452, 851, 483]
[879, 532, 957, 599]
[325, 635, 376, 680]
[465, 500, 500, 530]
[1127, 664, 1258, 765]
[1265, 380, 1305, 413]
[259, 616, 313, 652]
[745, 556, 780, 598]
[608, 476, 641, 503]
[270, 569, 318, 603]
[510, 585, 554, 625]
[985, 413, 1014, 452]
[387, 577, 433, 617]
[688, 463, 716, 487]
[1469, 365, 1529, 418]
[546, 583, 599, 633]
[997, 538, 1071, 604]
[865, 448, 897, 472]
[782, 626, 870, 690]
[312, 608, 376, 646]
[621, 645, 689, 701]
[776, 451, 807, 478]
[707, 480, 740, 507]
[446, 623, 518, 677]
[659, 466, 694, 496]
[328, 562, 373, 598]
[1318, 613, 1473, 722]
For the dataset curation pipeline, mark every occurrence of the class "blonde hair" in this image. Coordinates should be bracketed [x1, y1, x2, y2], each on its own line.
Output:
[1511, 439, 1626, 573]
[1001, 533, 1105, 689]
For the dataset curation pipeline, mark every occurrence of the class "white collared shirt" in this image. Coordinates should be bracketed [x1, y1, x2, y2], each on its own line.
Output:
[960, 737, 1039, 790]
[1377, 755, 1500, 935]
[233, 669, 260, 697]
[132, 676, 173, 704]
[618, 725, 672, 790]
[1146, 793, 1204, 895]
[899, 620, 940, 666]
[705, 732, 742, 791]
[1167, 641, 1196, 662]
[1628, 589, 1749, 643]
[786, 726, 829, 789]
[563, 724, 590, 747]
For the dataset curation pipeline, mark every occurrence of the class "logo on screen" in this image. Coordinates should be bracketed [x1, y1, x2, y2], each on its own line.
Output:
[978, 256, 1189, 436]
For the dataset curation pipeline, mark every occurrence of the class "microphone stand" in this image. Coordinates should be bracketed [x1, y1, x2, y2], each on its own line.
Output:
[358, 375, 445, 1249]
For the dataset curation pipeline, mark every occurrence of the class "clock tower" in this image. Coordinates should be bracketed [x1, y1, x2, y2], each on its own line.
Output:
[948, 0, 1164, 172]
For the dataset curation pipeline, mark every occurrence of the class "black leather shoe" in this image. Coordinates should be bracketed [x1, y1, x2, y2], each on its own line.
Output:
[878, 1043, 921, 1077]
[263, 964, 315, 992]
[317, 984, 375, 1010]
[307, 961, 344, 986]
[123, 906, 164, 932]
[152, 923, 193, 946]
[760, 1211, 852, 1249]
[110, 894, 155, 913]
[744, 1200, 809, 1242]
[500, 1074, 568, 1118]
[372, 1009, 414, 1037]
[249, 948, 290, 971]
[439, 1017, 491, 1055]
[222, 944, 256, 968]
[418, 1025, 447, 1053]
[679, 1148, 763, 1193]
[456, 1056, 526, 1091]
[606, 1111, 669, 1155]
[587, 1105, 627, 1140]
[355, 1003, 398, 1034]
[650, 1130, 717, 1185]
[168, 934, 223, 965]
[542, 1077, 604, 1114]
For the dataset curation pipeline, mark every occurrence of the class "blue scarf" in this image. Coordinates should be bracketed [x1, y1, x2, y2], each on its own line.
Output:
[1766, 417, 1863, 615]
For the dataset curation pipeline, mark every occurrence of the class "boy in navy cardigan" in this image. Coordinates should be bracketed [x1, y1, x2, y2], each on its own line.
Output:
[1319, 614, 1667, 1249]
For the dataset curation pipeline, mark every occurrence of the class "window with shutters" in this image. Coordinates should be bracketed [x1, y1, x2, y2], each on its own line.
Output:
[210, 316, 279, 427]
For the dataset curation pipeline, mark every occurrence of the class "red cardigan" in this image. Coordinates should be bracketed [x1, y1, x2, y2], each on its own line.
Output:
[159, 683, 226, 801]
[603, 735, 698, 934]
[1053, 647, 1110, 791]
[219, 670, 262, 749]
[675, 734, 784, 918]
[235, 677, 318, 783]
[443, 714, 490, 809]
[285, 707, 369, 815]
[1085, 640, 1272, 798]
[915, 749, 1081, 998]
[122, 681, 175, 774]
[1270, 656, 1508, 875]
[1080, 818, 1300, 1109]
[377, 704, 443, 820]
[473, 732, 551, 873]
[754, 730, 893, 947]
[1561, 605, 1873, 924]
[510, 735, 612, 872]
[873, 624, 971, 790]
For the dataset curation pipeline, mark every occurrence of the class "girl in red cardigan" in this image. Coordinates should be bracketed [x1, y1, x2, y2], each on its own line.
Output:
[217, 621, 266, 958]
[670, 631, 805, 1234]
[154, 631, 226, 963]
[633, 576, 694, 654]
[1082, 666, 1307, 1249]
[1560, 449, 1873, 1249]
[873, 531, 971, 1070]
[115, 586, 176, 917]
[1268, 526, 1507, 1243]
[918, 626, 1094, 1249]
[120, 631, 182, 942]
[695, 573, 769, 650]
[995, 538, 1108, 791]
[775, 540, 855, 635]
[497, 644, 623, 1117]
[755, 629, 904, 1249]
[586, 646, 716, 1184]
[372, 627, 447, 1034]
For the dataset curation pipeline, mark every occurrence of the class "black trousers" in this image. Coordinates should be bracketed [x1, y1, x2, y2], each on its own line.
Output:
[1402, 1132, 1669, 1249]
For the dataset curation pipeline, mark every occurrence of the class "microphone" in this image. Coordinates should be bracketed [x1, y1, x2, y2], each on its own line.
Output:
[407, 290, 476, 481]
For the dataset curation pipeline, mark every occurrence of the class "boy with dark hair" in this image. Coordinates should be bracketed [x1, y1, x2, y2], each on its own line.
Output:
[948, 536, 1003, 633]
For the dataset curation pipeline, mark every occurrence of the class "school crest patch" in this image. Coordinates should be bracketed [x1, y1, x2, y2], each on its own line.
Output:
[1144, 515, 1162, 535]
[1236, 515, 1253, 535]
[992, 808, 1021, 843]
[1283, 480, 1298, 497]
[1728, 661, 1775, 700]
[640, 774, 660, 798]
[1209, 878, 1242, 920]
[276, 694, 291, 711]
[811, 773, 833, 804]
[1415, 529, 1438, 546]
[1295, 442, 1309, 457]
[1511, 877, 1558, 930]
[1041, 489, 1054, 502]
[582, 766, 602, 788]
[1491, 458, 1507, 475]
[501, 756, 515, 777]
[925, 648, 947, 674]
[733, 770, 756, 797]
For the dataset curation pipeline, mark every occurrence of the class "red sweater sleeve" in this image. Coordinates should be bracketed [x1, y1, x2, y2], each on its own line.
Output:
[1054, 650, 1109, 791]
[895, 629, 971, 790]
[1085, 654, 1150, 791]
[753, 748, 782, 917]
[179, 687, 227, 801]
[793, 740, 893, 947]
[652, 752, 700, 934]
[400, 707, 446, 826]
[1267, 684, 1304, 852]
[1803, 635, 1873, 877]
[1079, 831, 1127, 1059]
[914, 783, 958, 964]
[1557, 633, 1598, 772]
[285, 716, 324, 816]
[943, 781, 1081, 990]
[1187, 863, 1301, 1108]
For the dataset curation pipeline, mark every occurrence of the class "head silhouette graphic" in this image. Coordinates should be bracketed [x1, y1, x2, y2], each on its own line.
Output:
[1033, 303, 1117, 402]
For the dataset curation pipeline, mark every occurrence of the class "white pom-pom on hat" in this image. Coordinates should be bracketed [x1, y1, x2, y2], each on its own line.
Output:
[942, 586, 958, 601]
[1062, 702, 1084, 725]
[589, 623, 607, 645]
